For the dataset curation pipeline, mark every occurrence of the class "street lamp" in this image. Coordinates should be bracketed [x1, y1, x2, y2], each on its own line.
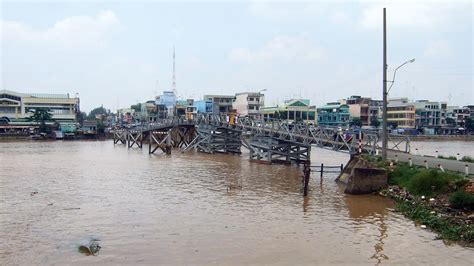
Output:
[387, 58, 415, 93]
[382, 58, 415, 160]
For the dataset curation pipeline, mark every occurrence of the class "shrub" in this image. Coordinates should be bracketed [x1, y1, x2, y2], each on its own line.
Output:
[449, 191, 474, 210]
[388, 164, 418, 187]
[406, 170, 463, 197]
[438, 155, 457, 160]
[461, 156, 474, 163]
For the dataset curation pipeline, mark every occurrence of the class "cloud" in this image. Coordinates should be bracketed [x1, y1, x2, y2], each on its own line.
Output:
[229, 35, 323, 63]
[423, 40, 452, 57]
[359, 1, 469, 30]
[1, 10, 119, 48]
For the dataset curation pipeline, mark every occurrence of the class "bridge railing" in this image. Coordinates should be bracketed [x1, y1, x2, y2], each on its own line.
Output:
[121, 114, 410, 154]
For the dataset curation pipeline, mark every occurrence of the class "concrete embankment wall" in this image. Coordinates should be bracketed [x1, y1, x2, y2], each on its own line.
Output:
[337, 156, 388, 194]
[410, 135, 474, 141]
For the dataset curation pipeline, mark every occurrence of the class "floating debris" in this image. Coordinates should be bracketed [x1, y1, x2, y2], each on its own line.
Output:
[78, 238, 101, 256]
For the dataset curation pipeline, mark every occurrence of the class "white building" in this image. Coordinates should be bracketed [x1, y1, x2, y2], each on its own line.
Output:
[0, 89, 78, 124]
[232, 92, 265, 118]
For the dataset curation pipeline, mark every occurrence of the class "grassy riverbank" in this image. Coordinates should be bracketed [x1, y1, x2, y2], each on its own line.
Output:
[362, 156, 474, 245]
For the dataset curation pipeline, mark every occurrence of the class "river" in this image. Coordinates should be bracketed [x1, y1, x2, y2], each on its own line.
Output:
[0, 140, 473, 265]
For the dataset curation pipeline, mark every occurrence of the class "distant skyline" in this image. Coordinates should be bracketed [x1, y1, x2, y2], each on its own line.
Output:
[1, 0, 472, 112]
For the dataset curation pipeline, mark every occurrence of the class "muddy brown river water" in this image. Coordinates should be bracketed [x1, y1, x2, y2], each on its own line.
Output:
[0, 141, 473, 265]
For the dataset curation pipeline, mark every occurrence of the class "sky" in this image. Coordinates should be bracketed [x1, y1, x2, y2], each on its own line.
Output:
[1, 0, 472, 112]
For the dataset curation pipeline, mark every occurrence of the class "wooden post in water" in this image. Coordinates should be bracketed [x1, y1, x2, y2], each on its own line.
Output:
[320, 163, 324, 178]
[303, 161, 310, 197]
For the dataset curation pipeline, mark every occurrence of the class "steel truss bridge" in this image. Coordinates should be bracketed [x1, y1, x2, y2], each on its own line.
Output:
[113, 114, 410, 164]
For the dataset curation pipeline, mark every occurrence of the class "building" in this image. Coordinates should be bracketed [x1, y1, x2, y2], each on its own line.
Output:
[0, 89, 78, 126]
[194, 100, 213, 114]
[117, 108, 134, 125]
[317, 102, 350, 127]
[232, 92, 265, 118]
[413, 100, 447, 134]
[261, 99, 317, 123]
[387, 98, 415, 129]
[368, 99, 383, 126]
[155, 91, 177, 117]
[203, 94, 235, 114]
[447, 106, 470, 128]
[342, 96, 371, 126]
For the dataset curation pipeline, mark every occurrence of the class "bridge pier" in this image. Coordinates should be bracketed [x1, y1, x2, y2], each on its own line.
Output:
[149, 129, 172, 155]
[113, 130, 127, 145]
[128, 130, 143, 148]
[248, 136, 310, 165]
[195, 125, 242, 154]
[171, 125, 196, 149]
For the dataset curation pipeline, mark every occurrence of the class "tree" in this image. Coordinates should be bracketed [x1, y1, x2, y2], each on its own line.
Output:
[387, 121, 398, 129]
[465, 118, 474, 132]
[349, 118, 362, 127]
[446, 117, 456, 127]
[370, 118, 381, 128]
[87, 106, 108, 120]
[131, 103, 142, 112]
[29, 108, 53, 133]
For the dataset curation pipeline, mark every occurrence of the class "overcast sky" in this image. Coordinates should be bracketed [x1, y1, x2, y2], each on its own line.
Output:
[1, 0, 472, 112]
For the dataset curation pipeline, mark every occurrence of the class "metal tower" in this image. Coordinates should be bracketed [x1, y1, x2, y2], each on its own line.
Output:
[172, 45, 176, 95]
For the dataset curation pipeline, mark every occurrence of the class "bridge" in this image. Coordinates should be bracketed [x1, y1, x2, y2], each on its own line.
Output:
[112, 115, 410, 165]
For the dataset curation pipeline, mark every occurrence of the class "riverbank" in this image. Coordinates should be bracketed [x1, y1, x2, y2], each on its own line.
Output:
[372, 159, 474, 246]
[410, 135, 474, 141]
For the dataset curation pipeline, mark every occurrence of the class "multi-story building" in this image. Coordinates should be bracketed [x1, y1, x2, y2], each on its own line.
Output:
[342, 96, 371, 126]
[232, 92, 265, 118]
[194, 100, 213, 114]
[413, 100, 447, 134]
[261, 99, 317, 123]
[155, 91, 177, 117]
[447, 106, 470, 128]
[340, 96, 382, 127]
[368, 99, 383, 126]
[203, 94, 235, 114]
[387, 97, 415, 129]
[317, 102, 350, 127]
[465, 105, 474, 119]
[0, 89, 78, 126]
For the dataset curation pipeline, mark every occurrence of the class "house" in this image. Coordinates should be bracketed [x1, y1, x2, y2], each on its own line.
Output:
[232, 92, 265, 119]
[317, 102, 350, 127]
[261, 99, 317, 123]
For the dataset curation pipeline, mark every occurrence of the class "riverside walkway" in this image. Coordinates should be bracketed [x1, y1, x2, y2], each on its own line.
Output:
[387, 150, 474, 177]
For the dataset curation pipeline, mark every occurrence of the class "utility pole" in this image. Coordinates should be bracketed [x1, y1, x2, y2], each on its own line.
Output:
[382, 7, 388, 161]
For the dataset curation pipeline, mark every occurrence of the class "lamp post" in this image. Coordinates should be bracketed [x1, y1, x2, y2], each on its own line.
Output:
[381, 7, 415, 161]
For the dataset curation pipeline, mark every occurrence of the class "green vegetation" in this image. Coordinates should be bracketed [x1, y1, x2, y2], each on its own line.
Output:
[396, 200, 474, 242]
[437, 155, 457, 160]
[385, 161, 473, 244]
[465, 117, 474, 132]
[370, 118, 380, 128]
[87, 106, 108, 120]
[28, 108, 54, 133]
[449, 191, 474, 210]
[349, 118, 362, 127]
[461, 156, 474, 163]
[388, 163, 464, 197]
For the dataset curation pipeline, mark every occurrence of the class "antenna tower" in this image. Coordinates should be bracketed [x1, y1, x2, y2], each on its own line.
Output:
[172, 45, 177, 95]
